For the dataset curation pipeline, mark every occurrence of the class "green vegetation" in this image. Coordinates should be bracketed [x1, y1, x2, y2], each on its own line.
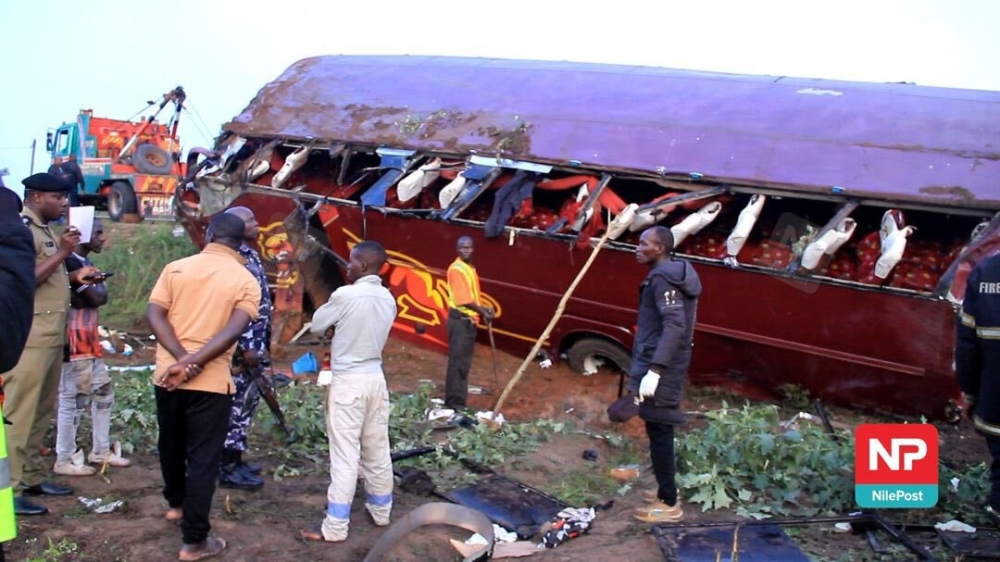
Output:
[677, 401, 856, 518]
[95, 223, 197, 330]
[25, 538, 82, 562]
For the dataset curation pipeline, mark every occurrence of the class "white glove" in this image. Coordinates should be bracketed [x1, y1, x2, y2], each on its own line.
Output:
[638, 370, 660, 402]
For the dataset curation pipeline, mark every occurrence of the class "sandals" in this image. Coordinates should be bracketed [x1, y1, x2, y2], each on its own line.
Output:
[178, 537, 226, 561]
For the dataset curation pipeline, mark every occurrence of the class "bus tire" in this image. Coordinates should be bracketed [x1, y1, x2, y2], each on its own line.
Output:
[107, 181, 138, 222]
[566, 338, 631, 376]
[133, 144, 174, 175]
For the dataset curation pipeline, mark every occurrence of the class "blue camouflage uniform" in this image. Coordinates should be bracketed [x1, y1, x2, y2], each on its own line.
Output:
[956, 253, 1000, 513]
[223, 244, 272, 452]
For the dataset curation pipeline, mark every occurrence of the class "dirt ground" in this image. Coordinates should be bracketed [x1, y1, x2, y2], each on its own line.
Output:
[5, 336, 994, 562]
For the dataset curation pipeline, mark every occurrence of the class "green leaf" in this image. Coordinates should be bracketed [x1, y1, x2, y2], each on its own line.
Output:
[711, 484, 733, 509]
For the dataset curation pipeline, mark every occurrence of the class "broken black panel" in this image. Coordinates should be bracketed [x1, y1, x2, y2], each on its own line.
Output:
[441, 473, 569, 539]
[653, 524, 811, 562]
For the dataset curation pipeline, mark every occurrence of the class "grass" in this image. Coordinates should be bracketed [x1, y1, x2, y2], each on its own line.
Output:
[94, 222, 197, 330]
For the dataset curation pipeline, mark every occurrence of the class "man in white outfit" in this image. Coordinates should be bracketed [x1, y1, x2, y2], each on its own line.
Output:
[300, 240, 397, 543]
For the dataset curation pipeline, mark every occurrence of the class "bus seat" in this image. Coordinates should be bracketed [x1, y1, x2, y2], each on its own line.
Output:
[801, 218, 857, 270]
[397, 157, 442, 202]
[272, 146, 310, 189]
[438, 174, 467, 208]
[725, 194, 766, 260]
[874, 210, 915, 279]
[670, 202, 722, 247]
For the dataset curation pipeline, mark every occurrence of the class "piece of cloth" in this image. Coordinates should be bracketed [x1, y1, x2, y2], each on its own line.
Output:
[445, 258, 482, 321]
[310, 275, 397, 377]
[55, 358, 113, 463]
[148, 243, 260, 394]
[155, 386, 232, 545]
[646, 421, 678, 506]
[309, 273, 396, 541]
[628, 258, 702, 425]
[322, 373, 394, 541]
[4, 346, 62, 490]
[223, 244, 273, 453]
[539, 506, 596, 549]
[484, 170, 538, 238]
[0, 187, 34, 373]
[445, 309, 477, 409]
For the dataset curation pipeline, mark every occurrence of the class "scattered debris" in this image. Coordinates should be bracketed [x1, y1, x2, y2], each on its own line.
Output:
[292, 351, 318, 375]
[443, 473, 570, 539]
[609, 464, 641, 482]
[475, 410, 505, 430]
[364, 503, 494, 562]
[934, 519, 976, 533]
[77, 497, 125, 514]
[581, 449, 598, 462]
[539, 507, 596, 549]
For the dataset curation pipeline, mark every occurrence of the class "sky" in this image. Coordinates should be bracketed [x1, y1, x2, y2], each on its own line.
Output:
[2, 0, 998, 196]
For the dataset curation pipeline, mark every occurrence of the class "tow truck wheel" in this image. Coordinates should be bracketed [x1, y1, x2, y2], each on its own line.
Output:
[566, 338, 631, 376]
[107, 181, 138, 222]
[134, 144, 174, 175]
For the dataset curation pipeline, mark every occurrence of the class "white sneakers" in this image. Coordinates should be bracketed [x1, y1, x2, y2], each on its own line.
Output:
[88, 442, 132, 467]
[53, 449, 97, 476]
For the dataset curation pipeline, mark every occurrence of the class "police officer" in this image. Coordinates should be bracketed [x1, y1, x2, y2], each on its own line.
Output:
[957, 252, 1000, 525]
[4, 172, 98, 516]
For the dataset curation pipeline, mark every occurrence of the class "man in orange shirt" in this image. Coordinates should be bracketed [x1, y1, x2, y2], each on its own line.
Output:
[146, 213, 260, 561]
[444, 236, 493, 409]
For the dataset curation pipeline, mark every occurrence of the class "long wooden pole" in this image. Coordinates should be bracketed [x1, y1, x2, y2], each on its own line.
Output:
[491, 224, 619, 418]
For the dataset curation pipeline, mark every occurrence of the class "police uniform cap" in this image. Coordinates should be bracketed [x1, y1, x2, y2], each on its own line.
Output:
[22, 172, 71, 192]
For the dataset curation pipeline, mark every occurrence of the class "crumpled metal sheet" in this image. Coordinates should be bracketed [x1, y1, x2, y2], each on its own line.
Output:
[224, 55, 1000, 209]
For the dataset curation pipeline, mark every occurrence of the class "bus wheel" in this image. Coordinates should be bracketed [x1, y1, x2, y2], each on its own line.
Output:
[107, 181, 138, 221]
[566, 338, 630, 376]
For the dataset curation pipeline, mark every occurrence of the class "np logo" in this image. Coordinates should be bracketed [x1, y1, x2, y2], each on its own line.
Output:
[854, 424, 938, 508]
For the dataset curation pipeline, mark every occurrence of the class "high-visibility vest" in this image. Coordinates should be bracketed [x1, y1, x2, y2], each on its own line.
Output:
[0, 404, 17, 542]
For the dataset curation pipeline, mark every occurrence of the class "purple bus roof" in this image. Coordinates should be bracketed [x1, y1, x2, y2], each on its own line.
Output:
[226, 56, 1000, 210]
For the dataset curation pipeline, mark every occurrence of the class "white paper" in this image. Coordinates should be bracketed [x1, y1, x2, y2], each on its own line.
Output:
[69, 206, 95, 244]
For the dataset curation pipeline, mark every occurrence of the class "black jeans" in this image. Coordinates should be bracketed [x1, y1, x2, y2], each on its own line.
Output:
[445, 309, 476, 408]
[155, 387, 232, 544]
[988, 434, 1000, 509]
[646, 420, 678, 506]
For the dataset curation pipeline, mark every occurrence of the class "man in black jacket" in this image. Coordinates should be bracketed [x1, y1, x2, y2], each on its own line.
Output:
[628, 226, 701, 523]
[956, 252, 1000, 524]
[0, 180, 35, 373]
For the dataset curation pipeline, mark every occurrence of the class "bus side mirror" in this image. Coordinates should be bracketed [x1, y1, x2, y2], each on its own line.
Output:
[46, 131, 54, 152]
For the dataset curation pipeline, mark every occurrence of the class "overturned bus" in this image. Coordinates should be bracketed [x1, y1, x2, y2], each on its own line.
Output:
[176, 55, 1000, 420]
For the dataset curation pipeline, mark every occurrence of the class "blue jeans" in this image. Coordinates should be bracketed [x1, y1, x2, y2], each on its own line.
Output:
[56, 359, 114, 463]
